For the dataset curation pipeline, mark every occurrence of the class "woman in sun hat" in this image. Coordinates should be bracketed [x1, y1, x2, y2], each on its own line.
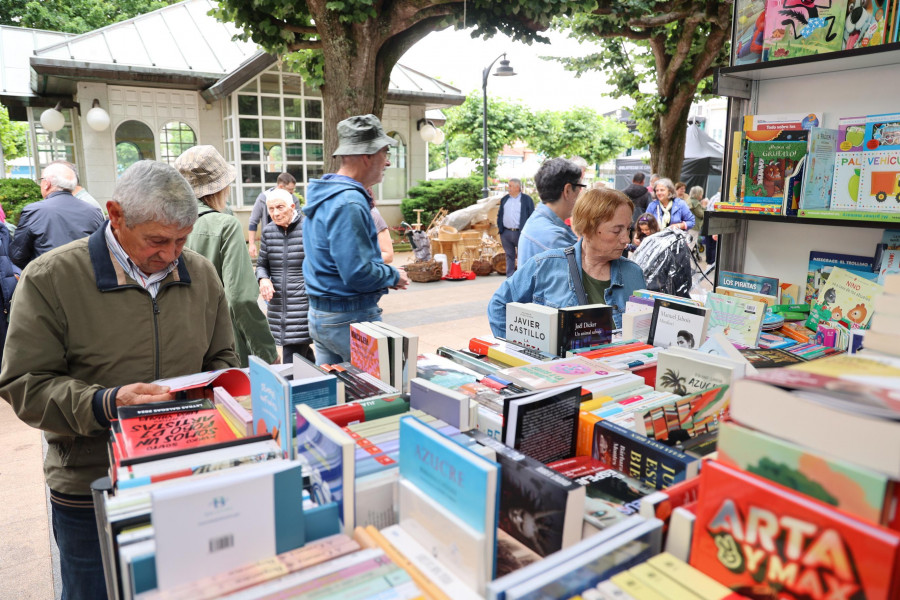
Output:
[175, 145, 278, 367]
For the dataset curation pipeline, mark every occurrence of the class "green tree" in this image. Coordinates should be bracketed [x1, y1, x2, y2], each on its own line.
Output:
[528, 106, 632, 166]
[0, 104, 29, 162]
[552, 2, 731, 179]
[442, 93, 533, 171]
[0, 0, 181, 33]
[214, 0, 596, 163]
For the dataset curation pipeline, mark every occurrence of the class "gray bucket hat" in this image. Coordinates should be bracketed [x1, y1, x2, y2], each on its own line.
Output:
[174, 145, 236, 198]
[332, 114, 398, 157]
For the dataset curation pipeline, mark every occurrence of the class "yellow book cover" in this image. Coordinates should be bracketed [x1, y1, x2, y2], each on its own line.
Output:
[609, 572, 668, 600]
[627, 563, 704, 600]
[813, 266, 884, 327]
[646, 552, 740, 600]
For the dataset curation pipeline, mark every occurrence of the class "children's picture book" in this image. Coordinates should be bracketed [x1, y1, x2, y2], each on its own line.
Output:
[349, 323, 391, 385]
[502, 384, 582, 464]
[813, 265, 884, 327]
[838, 115, 868, 152]
[505, 302, 559, 354]
[778, 282, 804, 304]
[717, 421, 894, 525]
[876, 245, 900, 283]
[250, 356, 294, 459]
[799, 127, 838, 211]
[115, 398, 237, 460]
[637, 385, 730, 442]
[742, 140, 808, 206]
[497, 356, 620, 391]
[844, 0, 888, 48]
[857, 149, 900, 212]
[716, 269, 780, 297]
[295, 404, 355, 530]
[704, 292, 767, 348]
[864, 111, 900, 151]
[646, 299, 709, 350]
[805, 250, 877, 304]
[743, 113, 823, 132]
[733, 0, 768, 65]
[689, 461, 900, 599]
[556, 304, 615, 355]
[829, 151, 865, 210]
[762, 0, 847, 60]
[714, 285, 779, 308]
[783, 154, 806, 215]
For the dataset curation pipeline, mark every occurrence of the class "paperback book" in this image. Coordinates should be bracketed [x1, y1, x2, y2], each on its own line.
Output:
[799, 127, 839, 211]
[556, 304, 615, 355]
[646, 299, 709, 350]
[505, 302, 559, 354]
[497, 356, 620, 391]
[811, 265, 883, 328]
[704, 292, 767, 348]
[502, 384, 582, 464]
[656, 348, 744, 396]
[349, 323, 391, 385]
[805, 250, 877, 304]
[742, 140, 807, 206]
[637, 385, 730, 442]
[716, 270, 780, 297]
[250, 356, 294, 459]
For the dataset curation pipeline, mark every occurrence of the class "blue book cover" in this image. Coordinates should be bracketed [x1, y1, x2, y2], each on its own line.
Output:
[399, 415, 500, 577]
[295, 404, 355, 530]
[806, 250, 877, 305]
[716, 270, 779, 296]
[799, 128, 838, 211]
[290, 377, 337, 412]
[863, 112, 900, 152]
[250, 356, 294, 459]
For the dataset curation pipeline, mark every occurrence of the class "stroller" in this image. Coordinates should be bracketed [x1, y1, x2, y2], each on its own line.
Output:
[631, 228, 711, 298]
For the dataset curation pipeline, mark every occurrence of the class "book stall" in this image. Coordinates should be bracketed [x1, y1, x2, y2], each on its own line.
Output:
[90, 3, 900, 597]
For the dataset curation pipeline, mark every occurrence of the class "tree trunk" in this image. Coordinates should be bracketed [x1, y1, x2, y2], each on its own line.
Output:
[649, 89, 695, 181]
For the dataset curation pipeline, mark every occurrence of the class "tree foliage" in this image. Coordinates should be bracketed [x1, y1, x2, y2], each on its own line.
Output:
[0, 0, 181, 33]
[550, 1, 731, 179]
[0, 105, 29, 162]
[214, 0, 597, 162]
[442, 92, 632, 169]
[400, 176, 482, 225]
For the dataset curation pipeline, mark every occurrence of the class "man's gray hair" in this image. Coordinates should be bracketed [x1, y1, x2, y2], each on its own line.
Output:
[508, 178, 522, 186]
[41, 162, 77, 192]
[48, 160, 81, 185]
[112, 160, 198, 228]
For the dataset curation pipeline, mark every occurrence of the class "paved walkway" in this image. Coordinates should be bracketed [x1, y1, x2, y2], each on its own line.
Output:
[0, 251, 504, 599]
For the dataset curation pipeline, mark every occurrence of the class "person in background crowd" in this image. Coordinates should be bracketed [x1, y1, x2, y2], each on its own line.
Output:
[0, 160, 239, 600]
[628, 212, 660, 252]
[175, 145, 278, 368]
[48, 160, 103, 213]
[648, 173, 659, 196]
[622, 172, 651, 224]
[646, 177, 695, 233]
[302, 114, 409, 365]
[0, 220, 19, 365]
[489, 188, 646, 332]
[248, 172, 300, 258]
[257, 189, 314, 364]
[10, 162, 103, 269]
[517, 158, 583, 267]
[496, 177, 534, 276]
[687, 185, 706, 250]
[367, 187, 393, 264]
[675, 181, 688, 201]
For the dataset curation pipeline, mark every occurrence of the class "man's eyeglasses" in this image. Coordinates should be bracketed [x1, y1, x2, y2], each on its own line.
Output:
[570, 182, 586, 189]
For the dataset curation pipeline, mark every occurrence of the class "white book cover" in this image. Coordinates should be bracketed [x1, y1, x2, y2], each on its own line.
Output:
[621, 311, 653, 343]
[857, 150, 900, 212]
[829, 151, 865, 210]
[355, 469, 398, 530]
[398, 477, 489, 594]
[647, 299, 709, 350]
[368, 321, 419, 393]
[364, 322, 404, 390]
[655, 348, 742, 397]
[506, 302, 559, 354]
[151, 461, 305, 589]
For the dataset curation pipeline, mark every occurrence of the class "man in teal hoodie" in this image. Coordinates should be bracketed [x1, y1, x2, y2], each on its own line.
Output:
[303, 114, 410, 364]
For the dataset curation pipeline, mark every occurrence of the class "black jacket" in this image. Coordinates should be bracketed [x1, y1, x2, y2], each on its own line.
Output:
[10, 190, 104, 268]
[497, 193, 535, 234]
[623, 183, 652, 223]
[256, 213, 311, 346]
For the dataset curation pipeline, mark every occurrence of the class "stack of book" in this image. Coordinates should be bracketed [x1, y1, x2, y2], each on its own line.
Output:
[860, 272, 900, 356]
[349, 322, 418, 393]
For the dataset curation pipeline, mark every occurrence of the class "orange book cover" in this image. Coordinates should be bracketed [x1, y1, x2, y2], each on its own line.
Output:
[690, 460, 900, 599]
[349, 324, 390, 383]
[577, 411, 602, 457]
[578, 342, 654, 359]
[116, 398, 237, 459]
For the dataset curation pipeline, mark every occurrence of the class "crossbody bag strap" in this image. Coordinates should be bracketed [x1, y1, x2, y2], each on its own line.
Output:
[564, 246, 588, 305]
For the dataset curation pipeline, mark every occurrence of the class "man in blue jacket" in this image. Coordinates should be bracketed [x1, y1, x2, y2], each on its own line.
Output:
[303, 114, 410, 364]
[517, 158, 583, 267]
[496, 178, 534, 276]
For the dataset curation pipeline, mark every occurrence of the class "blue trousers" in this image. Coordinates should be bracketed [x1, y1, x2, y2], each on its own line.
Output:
[499, 229, 521, 276]
[308, 305, 383, 365]
[51, 498, 107, 600]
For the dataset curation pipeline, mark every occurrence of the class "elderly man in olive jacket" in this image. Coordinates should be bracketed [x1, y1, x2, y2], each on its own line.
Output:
[0, 160, 239, 600]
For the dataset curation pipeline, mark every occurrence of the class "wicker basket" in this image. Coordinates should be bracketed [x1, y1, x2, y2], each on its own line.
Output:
[472, 259, 493, 276]
[403, 260, 443, 283]
[491, 252, 507, 275]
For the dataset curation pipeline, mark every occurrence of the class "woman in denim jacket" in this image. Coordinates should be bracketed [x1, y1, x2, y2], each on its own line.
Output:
[489, 188, 646, 334]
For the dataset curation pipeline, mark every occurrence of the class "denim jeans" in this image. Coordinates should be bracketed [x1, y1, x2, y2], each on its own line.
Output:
[499, 229, 521, 276]
[308, 305, 383, 365]
[51, 498, 107, 600]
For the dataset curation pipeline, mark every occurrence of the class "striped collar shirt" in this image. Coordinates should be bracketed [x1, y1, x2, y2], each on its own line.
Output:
[104, 222, 178, 298]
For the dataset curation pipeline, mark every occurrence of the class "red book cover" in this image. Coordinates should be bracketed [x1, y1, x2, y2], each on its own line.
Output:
[116, 398, 237, 459]
[578, 342, 654, 359]
[690, 460, 900, 599]
[639, 476, 701, 525]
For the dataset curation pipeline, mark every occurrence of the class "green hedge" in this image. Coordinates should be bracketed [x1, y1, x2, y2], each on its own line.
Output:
[400, 176, 482, 226]
[0, 179, 42, 226]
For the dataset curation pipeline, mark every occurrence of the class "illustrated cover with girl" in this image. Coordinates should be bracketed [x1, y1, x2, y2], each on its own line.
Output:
[762, 0, 848, 60]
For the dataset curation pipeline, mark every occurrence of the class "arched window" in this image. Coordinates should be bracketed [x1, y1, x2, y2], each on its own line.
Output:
[382, 131, 407, 199]
[115, 120, 155, 174]
[160, 121, 197, 164]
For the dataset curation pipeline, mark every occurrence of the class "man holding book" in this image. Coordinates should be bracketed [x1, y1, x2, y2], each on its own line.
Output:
[0, 160, 239, 600]
[517, 158, 583, 267]
[303, 114, 409, 365]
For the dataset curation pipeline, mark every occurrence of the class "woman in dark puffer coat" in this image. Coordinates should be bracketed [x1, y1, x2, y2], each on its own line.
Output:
[256, 189, 314, 363]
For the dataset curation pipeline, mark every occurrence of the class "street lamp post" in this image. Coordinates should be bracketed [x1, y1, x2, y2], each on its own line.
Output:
[482, 53, 516, 198]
